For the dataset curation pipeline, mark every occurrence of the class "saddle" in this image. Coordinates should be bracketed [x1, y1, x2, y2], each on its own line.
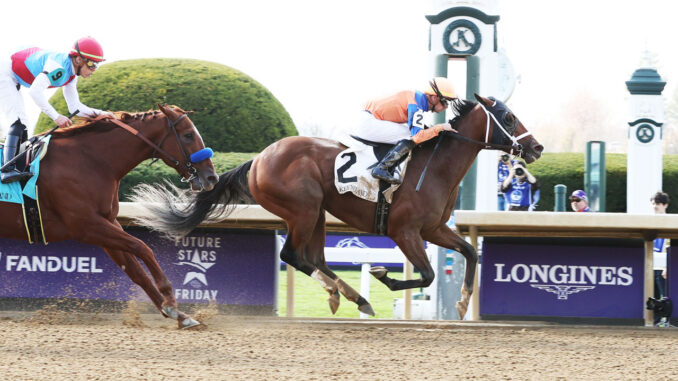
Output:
[0, 135, 51, 244]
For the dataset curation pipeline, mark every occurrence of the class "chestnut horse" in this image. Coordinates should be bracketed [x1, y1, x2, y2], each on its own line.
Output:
[0, 105, 218, 328]
[131, 95, 543, 318]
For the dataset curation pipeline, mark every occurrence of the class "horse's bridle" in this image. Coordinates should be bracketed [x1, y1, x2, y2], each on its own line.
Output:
[447, 98, 533, 158]
[108, 112, 211, 183]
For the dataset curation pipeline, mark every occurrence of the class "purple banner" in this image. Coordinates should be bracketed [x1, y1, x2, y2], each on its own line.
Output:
[0, 229, 277, 307]
[480, 239, 644, 319]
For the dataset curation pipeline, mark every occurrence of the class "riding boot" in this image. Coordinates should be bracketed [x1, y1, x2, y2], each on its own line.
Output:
[371, 139, 415, 185]
[1, 121, 32, 184]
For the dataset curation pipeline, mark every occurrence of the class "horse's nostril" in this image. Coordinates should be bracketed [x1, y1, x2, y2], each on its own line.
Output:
[208, 175, 218, 184]
[535, 144, 544, 153]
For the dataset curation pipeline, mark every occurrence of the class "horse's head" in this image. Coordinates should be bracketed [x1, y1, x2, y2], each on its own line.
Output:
[156, 104, 219, 191]
[473, 94, 543, 164]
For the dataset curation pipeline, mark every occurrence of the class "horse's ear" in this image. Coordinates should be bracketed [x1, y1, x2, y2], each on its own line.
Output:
[157, 103, 176, 118]
[474, 93, 490, 106]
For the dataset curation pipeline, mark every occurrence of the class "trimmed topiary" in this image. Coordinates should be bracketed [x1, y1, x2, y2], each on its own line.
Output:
[34, 58, 297, 152]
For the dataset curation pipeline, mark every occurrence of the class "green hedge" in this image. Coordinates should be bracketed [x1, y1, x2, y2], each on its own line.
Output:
[35, 59, 297, 152]
[527, 153, 677, 213]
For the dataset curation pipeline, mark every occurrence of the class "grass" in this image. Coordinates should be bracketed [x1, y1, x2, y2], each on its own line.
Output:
[277, 268, 406, 319]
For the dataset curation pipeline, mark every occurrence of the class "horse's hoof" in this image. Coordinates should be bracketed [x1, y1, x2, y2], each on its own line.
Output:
[358, 303, 375, 316]
[369, 266, 387, 279]
[179, 317, 201, 329]
[161, 305, 179, 320]
[329, 290, 340, 314]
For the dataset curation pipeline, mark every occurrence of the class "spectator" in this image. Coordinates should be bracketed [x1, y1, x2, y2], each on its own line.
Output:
[497, 153, 512, 211]
[501, 160, 539, 211]
[651, 192, 670, 325]
[569, 190, 591, 212]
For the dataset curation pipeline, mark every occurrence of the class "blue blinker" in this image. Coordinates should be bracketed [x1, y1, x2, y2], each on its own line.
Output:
[190, 147, 214, 163]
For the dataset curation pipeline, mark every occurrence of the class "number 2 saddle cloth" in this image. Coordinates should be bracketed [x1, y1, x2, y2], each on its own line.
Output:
[334, 135, 411, 204]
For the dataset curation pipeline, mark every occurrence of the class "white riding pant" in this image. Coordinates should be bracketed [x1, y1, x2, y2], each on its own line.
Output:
[349, 111, 411, 144]
[0, 61, 27, 137]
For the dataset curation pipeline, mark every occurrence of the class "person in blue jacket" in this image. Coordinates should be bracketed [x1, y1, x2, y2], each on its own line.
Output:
[501, 160, 539, 211]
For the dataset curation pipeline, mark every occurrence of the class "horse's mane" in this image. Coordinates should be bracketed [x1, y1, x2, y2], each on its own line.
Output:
[47, 105, 186, 138]
[449, 99, 477, 124]
[418, 99, 477, 150]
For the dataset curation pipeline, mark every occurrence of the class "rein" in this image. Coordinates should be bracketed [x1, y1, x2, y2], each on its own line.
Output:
[107, 113, 202, 183]
[415, 101, 532, 190]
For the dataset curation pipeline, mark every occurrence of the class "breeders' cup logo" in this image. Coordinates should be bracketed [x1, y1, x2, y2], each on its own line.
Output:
[173, 236, 220, 301]
[335, 237, 369, 248]
[494, 263, 633, 300]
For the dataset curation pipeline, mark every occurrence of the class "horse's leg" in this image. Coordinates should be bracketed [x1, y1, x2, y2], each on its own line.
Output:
[308, 213, 375, 316]
[76, 218, 185, 322]
[280, 213, 341, 314]
[421, 223, 478, 319]
[370, 231, 435, 291]
[252, 161, 341, 313]
[103, 248, 199, 329]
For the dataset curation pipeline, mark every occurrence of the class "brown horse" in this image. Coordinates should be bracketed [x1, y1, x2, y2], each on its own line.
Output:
[131, 95, 543, 318]
[0, 105, 218, 328]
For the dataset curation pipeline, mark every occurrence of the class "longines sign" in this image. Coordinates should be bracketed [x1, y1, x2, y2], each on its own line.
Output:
[480, 238, 644, 319]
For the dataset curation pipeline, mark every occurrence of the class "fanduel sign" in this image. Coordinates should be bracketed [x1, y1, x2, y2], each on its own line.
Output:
[480, 239, 644, 319]
[0, 229, 277, 309]
[4, 255, 103, 273]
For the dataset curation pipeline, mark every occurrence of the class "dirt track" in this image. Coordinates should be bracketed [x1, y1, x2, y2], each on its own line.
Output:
[0, 309, 677, 381]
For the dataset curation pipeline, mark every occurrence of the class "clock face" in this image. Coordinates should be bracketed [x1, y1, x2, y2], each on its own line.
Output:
[443, 19, 482, 55]
[636, 123, 655, 143]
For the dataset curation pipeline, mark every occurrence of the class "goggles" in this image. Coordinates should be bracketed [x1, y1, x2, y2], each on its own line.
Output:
[85, 59, 99, 70]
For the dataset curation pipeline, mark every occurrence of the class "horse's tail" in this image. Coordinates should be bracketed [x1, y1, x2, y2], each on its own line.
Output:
[129, 159, 254, 238]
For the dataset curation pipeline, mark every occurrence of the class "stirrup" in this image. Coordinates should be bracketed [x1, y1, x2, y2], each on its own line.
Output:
[371, 167, 401, 185]
[1, 169, 33, 184]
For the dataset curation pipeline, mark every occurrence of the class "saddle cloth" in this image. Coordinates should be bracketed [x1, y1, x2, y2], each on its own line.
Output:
[334, 137, 410, 204]
[0, 135, 51, 204]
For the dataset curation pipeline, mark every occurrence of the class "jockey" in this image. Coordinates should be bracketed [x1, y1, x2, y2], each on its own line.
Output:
[0, 36, 111, 184]
[358, 77, 458, 185]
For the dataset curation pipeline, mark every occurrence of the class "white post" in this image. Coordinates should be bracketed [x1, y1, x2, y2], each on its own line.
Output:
[625, 67, 665, 214]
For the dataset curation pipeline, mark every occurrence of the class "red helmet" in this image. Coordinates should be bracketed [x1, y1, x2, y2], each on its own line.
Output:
[69, 37, 105, 62]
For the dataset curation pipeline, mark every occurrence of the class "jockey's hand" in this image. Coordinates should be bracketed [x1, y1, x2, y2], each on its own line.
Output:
[55, 115, 73, 128]
[434, 122, 457, 133]
[97, 111, 115, 119]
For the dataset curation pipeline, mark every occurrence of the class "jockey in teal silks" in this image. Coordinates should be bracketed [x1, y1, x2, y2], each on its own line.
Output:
[0, 36, 112, 184]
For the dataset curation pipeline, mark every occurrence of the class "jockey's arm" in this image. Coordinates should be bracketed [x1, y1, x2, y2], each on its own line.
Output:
[63, 78, 105, 118]
[411, 122, 457, 144]
[28, 73, 60, 121]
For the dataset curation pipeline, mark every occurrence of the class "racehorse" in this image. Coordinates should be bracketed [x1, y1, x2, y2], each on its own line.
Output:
[0, 105, 218, 328]
[131, 95, 543, 318]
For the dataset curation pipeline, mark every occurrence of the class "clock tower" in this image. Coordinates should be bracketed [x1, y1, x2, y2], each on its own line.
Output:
[625, 67, 666, 214]
[426, 0, 516, 214]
